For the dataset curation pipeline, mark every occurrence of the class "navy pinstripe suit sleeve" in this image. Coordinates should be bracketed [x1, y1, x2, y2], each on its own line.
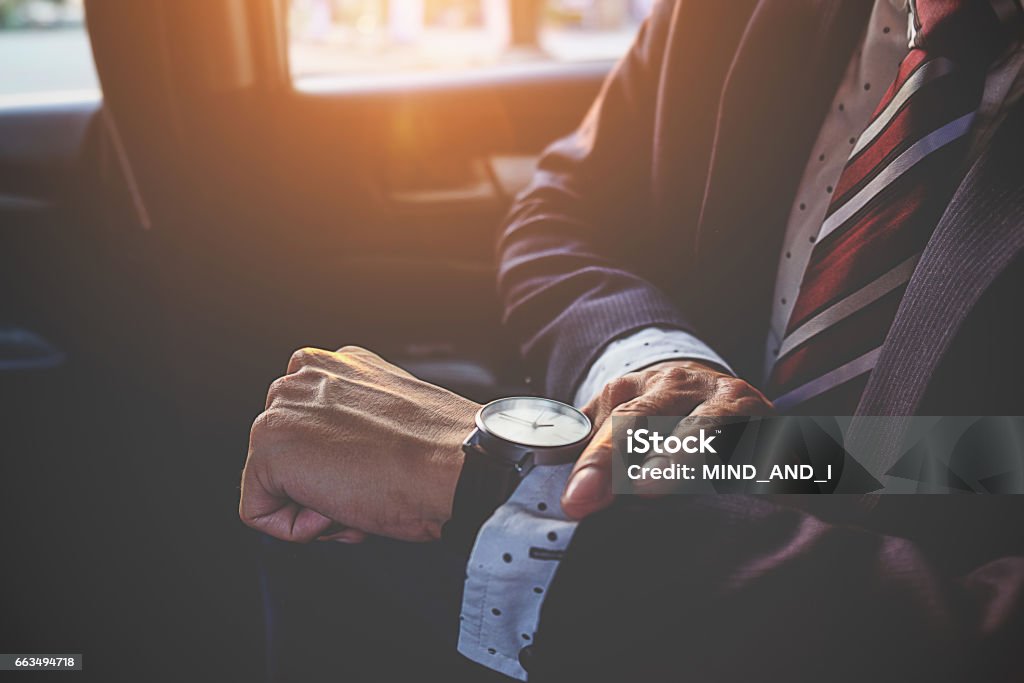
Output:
[496, 1, 697, 402]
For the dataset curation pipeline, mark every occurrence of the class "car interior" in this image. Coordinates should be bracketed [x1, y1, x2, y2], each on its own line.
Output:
[2, 0, 617, 678]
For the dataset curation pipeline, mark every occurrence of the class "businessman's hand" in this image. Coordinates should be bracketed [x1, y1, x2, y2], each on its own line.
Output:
[239, 346, 479, 543]
[562, 360, 772, 519]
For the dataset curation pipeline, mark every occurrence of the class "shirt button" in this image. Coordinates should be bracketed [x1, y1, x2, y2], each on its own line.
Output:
[519, 645, 536, 672]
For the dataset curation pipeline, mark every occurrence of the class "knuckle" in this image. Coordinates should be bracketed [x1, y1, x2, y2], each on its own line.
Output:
[289, 347, 319, 369]
[715, 375, 749, 398]
[653, 366, 702, 394]
[250, 410, 273, 436]
[267, 368, 317, 402]
[295, 364, 322, 379]
[251, 407, 289, 436]
[636, 368, 665, 387]
[735, 395, 772, 415]
[267, 374, 291, 398]
[338, 345, 367, 356]
[660, 365, 694, 382]
[733, 398, 758, 415]
[603, 376, 636, 403]
[617, 395, 662, 416]
[604, 376, 630, 394]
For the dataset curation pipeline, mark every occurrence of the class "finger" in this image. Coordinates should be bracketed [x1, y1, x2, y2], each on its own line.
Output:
[314, 521, 346, 537]
[634, 415, 718, 497]
[561, 417, 622, 519]
[567, 381, 699, 518]
[317, 528, 369, 544]
[567, 390, 705, 513]
[582, 373, 645, 431]
[242, 495, 336, 543]
[610, 407, 688, 499]
[239, 438, 336, 543]
[636, 386, 708, 417]
[689, 392, 773, 418]
[632, 452, 679, 497]
[265, 368, 316, 410]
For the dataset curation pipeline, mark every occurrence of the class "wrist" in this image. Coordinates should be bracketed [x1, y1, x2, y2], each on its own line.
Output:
[440, 435, 521, 554]
[424, 398, 480, 541]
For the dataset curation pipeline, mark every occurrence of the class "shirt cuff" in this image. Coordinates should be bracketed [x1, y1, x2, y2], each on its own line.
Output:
[457, 463, 575, 681]
[573, 326, 734, 407]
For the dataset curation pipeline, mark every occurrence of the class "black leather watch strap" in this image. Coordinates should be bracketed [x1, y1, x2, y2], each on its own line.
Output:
[441, 442, 522, 555]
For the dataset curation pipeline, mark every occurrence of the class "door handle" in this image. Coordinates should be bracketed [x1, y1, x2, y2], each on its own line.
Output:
[386, 157, 499, 207]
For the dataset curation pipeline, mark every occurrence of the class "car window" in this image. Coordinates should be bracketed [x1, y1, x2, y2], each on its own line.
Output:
[289, 0, 651, 84]
[0, 0, 99, 105]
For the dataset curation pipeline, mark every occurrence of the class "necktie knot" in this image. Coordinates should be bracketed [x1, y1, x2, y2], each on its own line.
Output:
[909, 0, 1023, 65]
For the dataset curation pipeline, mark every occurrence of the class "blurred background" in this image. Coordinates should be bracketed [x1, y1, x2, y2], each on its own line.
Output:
[0, 0, 646, 679]
[289, 0, 650, 76]
[1, 0, 650, 99]
[0, 0, 96, 98]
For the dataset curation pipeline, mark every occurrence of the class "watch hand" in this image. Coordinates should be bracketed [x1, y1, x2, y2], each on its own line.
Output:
[497, 413, 555, 429]
[497, 413, 535, 426]
[531, 411, 549, 428]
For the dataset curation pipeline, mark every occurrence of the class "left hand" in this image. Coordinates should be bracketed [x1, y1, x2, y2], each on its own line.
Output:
[239, 346, 480, 543]
[562, 360, 773, 519]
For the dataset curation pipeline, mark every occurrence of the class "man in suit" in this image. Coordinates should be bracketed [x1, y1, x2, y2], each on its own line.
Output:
[241, 1, 1024, 680]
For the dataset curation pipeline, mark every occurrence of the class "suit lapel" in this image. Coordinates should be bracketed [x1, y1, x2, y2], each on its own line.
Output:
[858, 104, 1024, 418]
[846, 104, 1024, 493]
[692, 0, 874, 375]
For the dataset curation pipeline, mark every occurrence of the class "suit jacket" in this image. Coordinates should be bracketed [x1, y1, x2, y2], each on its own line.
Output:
[496, 1, 1024, 680]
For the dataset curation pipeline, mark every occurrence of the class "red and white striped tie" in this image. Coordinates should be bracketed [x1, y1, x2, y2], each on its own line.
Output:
[768, 0, 1023, 414]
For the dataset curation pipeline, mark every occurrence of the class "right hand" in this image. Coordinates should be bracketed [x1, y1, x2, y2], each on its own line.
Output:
[239, 346, 479, 544]
[561, 360, 773, 519]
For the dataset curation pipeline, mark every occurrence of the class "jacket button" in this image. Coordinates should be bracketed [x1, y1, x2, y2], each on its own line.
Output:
[518, 645, 536, 672]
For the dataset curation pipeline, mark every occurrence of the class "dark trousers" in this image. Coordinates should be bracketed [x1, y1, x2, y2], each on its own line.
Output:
[258, 535, 511, 683]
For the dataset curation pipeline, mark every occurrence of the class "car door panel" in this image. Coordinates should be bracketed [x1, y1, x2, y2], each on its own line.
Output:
[0, 3, 616, 677]
[84, 0, 607, 405]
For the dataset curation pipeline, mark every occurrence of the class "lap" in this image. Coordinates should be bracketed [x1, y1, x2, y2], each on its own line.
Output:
[258, 535, 507, 682]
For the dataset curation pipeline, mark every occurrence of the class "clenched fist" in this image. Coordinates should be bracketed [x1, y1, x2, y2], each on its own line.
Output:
[239, 346, 480, 543]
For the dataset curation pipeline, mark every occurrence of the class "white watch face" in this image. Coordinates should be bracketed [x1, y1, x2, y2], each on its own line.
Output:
[478, 397, 591, 449]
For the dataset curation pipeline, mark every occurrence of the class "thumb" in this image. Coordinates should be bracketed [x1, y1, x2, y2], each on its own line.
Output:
[317, 528, 369, 544]
[245, 498, 337, 543]
[239, 463, 337, 543]
[561, 418, 618, 519]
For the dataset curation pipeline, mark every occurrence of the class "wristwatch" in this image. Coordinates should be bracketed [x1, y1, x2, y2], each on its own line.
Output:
[441, 397, 592, 552]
